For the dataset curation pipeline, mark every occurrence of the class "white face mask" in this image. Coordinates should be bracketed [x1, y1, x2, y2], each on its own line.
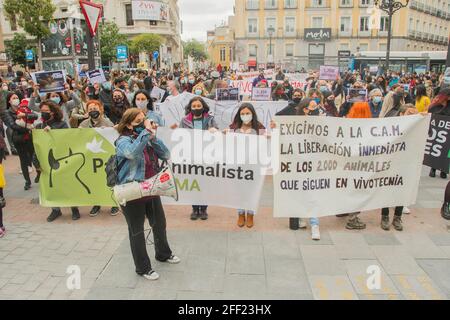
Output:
[136, 100, 148, 110]
[11, 99, 20, 107]
[240, 114, 253, 124]
[2, 85, 8, 91]
[21, 81, 28, 88]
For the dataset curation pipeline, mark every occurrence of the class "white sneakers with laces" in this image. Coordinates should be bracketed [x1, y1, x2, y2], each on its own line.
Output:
[143, 270, 160, 281]
[166, 255, 181, 264]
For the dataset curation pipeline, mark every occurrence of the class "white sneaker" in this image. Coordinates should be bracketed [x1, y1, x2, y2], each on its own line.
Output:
[299, 219, 308, 229]
[311, 225, 321, 241]
[143, 270, 160, 281]
[402, 207, 411, 214]
[166, 255, 181, 264]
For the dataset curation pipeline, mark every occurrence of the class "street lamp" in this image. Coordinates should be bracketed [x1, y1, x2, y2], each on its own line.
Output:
[268, 26, 275, 64]
[374, 0, 409, 72]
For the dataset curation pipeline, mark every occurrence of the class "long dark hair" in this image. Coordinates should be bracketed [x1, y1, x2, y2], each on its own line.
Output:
[415, 85, 427, 101]
[231, 103, 262, 134]
[6, 92, 19, 109]
[185, 96, 209, 115]
[40, 100, 63, 122]
[132, 89, 154, 111]
[112, 89, 131, 109]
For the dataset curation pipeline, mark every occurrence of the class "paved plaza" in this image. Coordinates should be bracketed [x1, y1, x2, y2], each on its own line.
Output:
[1, 154, 450, 300]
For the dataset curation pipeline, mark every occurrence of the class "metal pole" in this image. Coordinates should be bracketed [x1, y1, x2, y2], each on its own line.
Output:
[446, 37, 450, 67]
[386, 1, 393, 72]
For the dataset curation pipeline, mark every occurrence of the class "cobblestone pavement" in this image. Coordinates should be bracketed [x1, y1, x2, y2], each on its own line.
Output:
[0, 154, 449, 300]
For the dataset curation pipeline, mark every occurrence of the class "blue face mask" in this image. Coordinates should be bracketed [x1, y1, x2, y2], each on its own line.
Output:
[51, 97, 61, 104]
[189, 79, 195, 84]
[195, 89, 203, 95]
[313, 98, 321, 105]
[319, 86, 328, 93]
[373, 96, 382, 104]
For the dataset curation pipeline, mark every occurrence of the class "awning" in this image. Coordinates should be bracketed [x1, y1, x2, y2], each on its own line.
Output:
[248, 60, 257, 67]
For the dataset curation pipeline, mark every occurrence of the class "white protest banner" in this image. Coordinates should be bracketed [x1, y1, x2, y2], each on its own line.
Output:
[273, 115, 431, 218]
[158, 127, 267, 211]
[319, 66, 340, 81]
[236, 69, 274, 81]
[285, 73, 308, 83]
[150, 86, 166, 102]
[158, 93, 289, 130]
[132, 0, 169, 21]
[230, 80, 253, 96]
[251, 87, 272, 101]
[86, 69, 106, 85]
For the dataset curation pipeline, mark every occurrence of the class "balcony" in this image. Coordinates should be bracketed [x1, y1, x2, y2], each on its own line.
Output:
[410, 0, 418, 10]
[424, 5, 431, 13]
[416, 31, 423, 39]
[408, 30, 416, 38]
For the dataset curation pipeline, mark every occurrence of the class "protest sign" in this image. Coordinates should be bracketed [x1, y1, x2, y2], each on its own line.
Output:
[348, 88, 368, 102]
[319, 66, 339, 81]
[151, 86, 167, 102]
[251, 87, 272, 101]
[158, 93, 289, 130]
[31, 70, 66, 93]
[424, 114, 450, 173]
[86, 69, 106, 85]
[285, 73, 308, 83]
[216, 88, 239, 101]
[33, 128, 118, 207]
[33, 127, 267, 211]
[157, 128, 267, 211]
[230, 80, 253, 96]
[273, 115, 430, 218]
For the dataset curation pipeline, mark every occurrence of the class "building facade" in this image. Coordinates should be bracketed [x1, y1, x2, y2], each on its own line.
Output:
[0, 0, 183, 67]
[207, 18, 236, 69]
[232, 0, 450, 71]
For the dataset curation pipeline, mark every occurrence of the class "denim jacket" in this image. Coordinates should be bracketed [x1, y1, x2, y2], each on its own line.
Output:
[115, 129, 170, 184]
[147, 110, 165, 127]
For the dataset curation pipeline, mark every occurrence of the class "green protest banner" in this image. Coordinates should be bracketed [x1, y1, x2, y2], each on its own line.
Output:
[33, 128, 119, 207]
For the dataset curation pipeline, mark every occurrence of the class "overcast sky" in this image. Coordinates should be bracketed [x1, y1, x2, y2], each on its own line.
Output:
[179, 0, 234, 42]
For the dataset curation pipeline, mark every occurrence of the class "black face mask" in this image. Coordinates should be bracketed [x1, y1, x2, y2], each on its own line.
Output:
[41, 112, 51, 121]
[89, 111, 100, 119]
[133, 122, 146, 134]
[192, 109, 203, 117]
[293, 97, 302, 104]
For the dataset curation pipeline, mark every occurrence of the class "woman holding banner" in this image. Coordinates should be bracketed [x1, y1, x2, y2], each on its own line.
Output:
[116, 108, 180, 281]
[176, 97, 219, 221]
[226, 103, 266, 228]
[33, 101, 81, 222]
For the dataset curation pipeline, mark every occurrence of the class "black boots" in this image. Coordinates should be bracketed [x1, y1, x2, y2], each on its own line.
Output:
[442, 202, 450, 220]
[190, 207, 199, 220]
[47, 209, 62, 222]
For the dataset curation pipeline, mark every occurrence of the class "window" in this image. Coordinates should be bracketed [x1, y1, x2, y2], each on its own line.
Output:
[246, 0, 259, 9]
[340, 0, 352, 6]
[284, 0, 297, 8]
[340, 17, 351, 33]
[360, 17, 369, 32]
[285, 44, 294, 57]
[248, 18, 258, 34]
[285, 17, 295, 35]
[312, 17, 323, 28]
[359, 0, 372, 6]
[266, 17, 276, 35]
[340, 43, 350, 50]
[359, 43, 369, 51]
[125, 4, 134, 26]
[312, 0, 326, 7]
[220, 47, 226, 61]
[265, 0, 278, 9]
[380, 17, 389, 32]
[249, 44, 257, 57]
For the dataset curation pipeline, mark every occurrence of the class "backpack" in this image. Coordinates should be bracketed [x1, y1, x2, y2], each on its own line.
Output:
[105, 139, 126, 188]
[105, 155, 126, 188]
